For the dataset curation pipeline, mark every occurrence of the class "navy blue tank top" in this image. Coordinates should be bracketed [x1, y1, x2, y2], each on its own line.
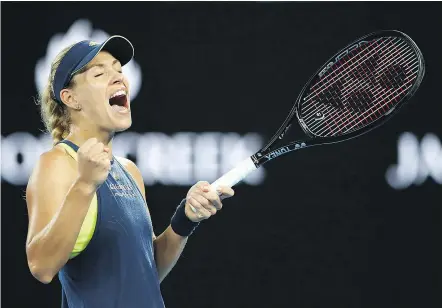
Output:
[58, 140, 165, 308]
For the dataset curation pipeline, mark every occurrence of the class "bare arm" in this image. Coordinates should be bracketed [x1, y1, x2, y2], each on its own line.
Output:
[26, 148, 96, 284]
[26, 139, 110, 284]
[152, 227, 188, 282]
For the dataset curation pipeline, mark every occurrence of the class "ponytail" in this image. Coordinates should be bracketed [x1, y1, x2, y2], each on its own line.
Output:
[37, 45, 75, 145]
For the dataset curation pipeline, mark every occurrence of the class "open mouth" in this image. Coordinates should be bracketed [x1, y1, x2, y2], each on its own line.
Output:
[109, 90, 129, 112]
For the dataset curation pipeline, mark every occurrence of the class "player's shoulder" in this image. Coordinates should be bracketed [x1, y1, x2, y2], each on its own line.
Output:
[115, 156, 146, 190]
[40, 144, 75, 167]
[28, 145, 77, 186]
[115, 156, 137, 169]
[115, 156, 142, 177]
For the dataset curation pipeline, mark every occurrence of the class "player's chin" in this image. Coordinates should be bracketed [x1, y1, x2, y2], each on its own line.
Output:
[106, 106, 132, 129]
[110, 116, 132, 132]
[115, 119, 132, 132]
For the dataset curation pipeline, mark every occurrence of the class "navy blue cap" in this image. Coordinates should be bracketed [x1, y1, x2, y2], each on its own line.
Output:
[53, 35, 134, 104]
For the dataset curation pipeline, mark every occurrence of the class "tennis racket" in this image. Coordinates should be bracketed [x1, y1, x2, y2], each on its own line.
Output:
[210, 30, 425, 191]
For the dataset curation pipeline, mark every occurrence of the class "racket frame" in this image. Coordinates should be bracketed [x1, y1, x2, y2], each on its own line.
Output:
[251, 30, 425, 167]
[210, 30, 425, 190]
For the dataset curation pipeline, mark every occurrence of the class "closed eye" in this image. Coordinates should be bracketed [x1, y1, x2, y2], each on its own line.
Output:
[95, 73, 104, 77]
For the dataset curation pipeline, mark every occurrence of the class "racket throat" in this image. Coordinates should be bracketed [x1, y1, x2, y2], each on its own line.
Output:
[255, 140, 309, 165]
[298, 119, 315, 138]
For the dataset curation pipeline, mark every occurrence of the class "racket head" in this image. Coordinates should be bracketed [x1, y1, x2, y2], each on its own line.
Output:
[295, 30, 425, 142]
[254, 30, 425, 166]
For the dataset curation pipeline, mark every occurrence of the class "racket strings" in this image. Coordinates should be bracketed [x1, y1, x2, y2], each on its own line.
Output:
[337, 49, 415, 103]
[308, 47, 418, 134]
[314, 51, 417, 128]
[309, 41, 402, 118]
[320, 49, 419, 136]
[300, 37, 420, 137]
[317, 64, 417, 137]
[301, 39, 398, 126]
[302, 38, 403, 127]
[337, 82, 416, 135]
[301, 38, 398, 117]
[320, 78, 415, 137]
[303, 38, 393, 103]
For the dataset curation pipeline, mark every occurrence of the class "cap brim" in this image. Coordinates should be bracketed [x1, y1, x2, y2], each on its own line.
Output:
[100, 35, 134, 66]
[71, 35, 134, 76]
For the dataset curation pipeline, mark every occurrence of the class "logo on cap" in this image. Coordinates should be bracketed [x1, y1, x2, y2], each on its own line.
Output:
[89, 41, 98, 46]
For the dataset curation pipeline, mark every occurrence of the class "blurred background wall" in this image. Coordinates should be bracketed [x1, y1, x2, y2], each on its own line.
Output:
[2, 2, 441, 307]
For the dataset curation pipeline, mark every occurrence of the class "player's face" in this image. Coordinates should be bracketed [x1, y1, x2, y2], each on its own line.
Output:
[70, 51, 132, 133]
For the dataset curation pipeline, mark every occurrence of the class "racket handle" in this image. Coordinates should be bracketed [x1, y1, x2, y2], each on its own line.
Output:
[210, 157, 257, 191]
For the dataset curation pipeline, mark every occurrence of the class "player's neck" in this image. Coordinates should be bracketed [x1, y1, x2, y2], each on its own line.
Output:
[65, 125, 114, 157]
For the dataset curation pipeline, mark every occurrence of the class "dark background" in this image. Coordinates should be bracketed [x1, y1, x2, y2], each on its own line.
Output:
[2, 2, 441, 308]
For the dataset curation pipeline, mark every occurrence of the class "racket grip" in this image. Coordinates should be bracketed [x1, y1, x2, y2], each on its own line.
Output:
[210, 157, 257, 191]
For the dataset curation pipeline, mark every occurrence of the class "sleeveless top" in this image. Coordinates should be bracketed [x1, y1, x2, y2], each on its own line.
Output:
[57, 140, 165, 308]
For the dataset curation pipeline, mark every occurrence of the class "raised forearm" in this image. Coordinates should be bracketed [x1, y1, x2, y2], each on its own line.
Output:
[153, 226, 188, 282]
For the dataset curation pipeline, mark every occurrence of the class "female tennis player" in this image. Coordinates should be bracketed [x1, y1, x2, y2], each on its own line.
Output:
[25, 35, 234, 308]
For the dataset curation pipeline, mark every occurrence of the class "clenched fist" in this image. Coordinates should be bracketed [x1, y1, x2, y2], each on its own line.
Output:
[76, 138, 112, 188]
[185, 181, 235, 222]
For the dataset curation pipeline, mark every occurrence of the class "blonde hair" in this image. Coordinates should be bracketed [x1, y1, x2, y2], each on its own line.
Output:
[38, 44, 76, 145]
